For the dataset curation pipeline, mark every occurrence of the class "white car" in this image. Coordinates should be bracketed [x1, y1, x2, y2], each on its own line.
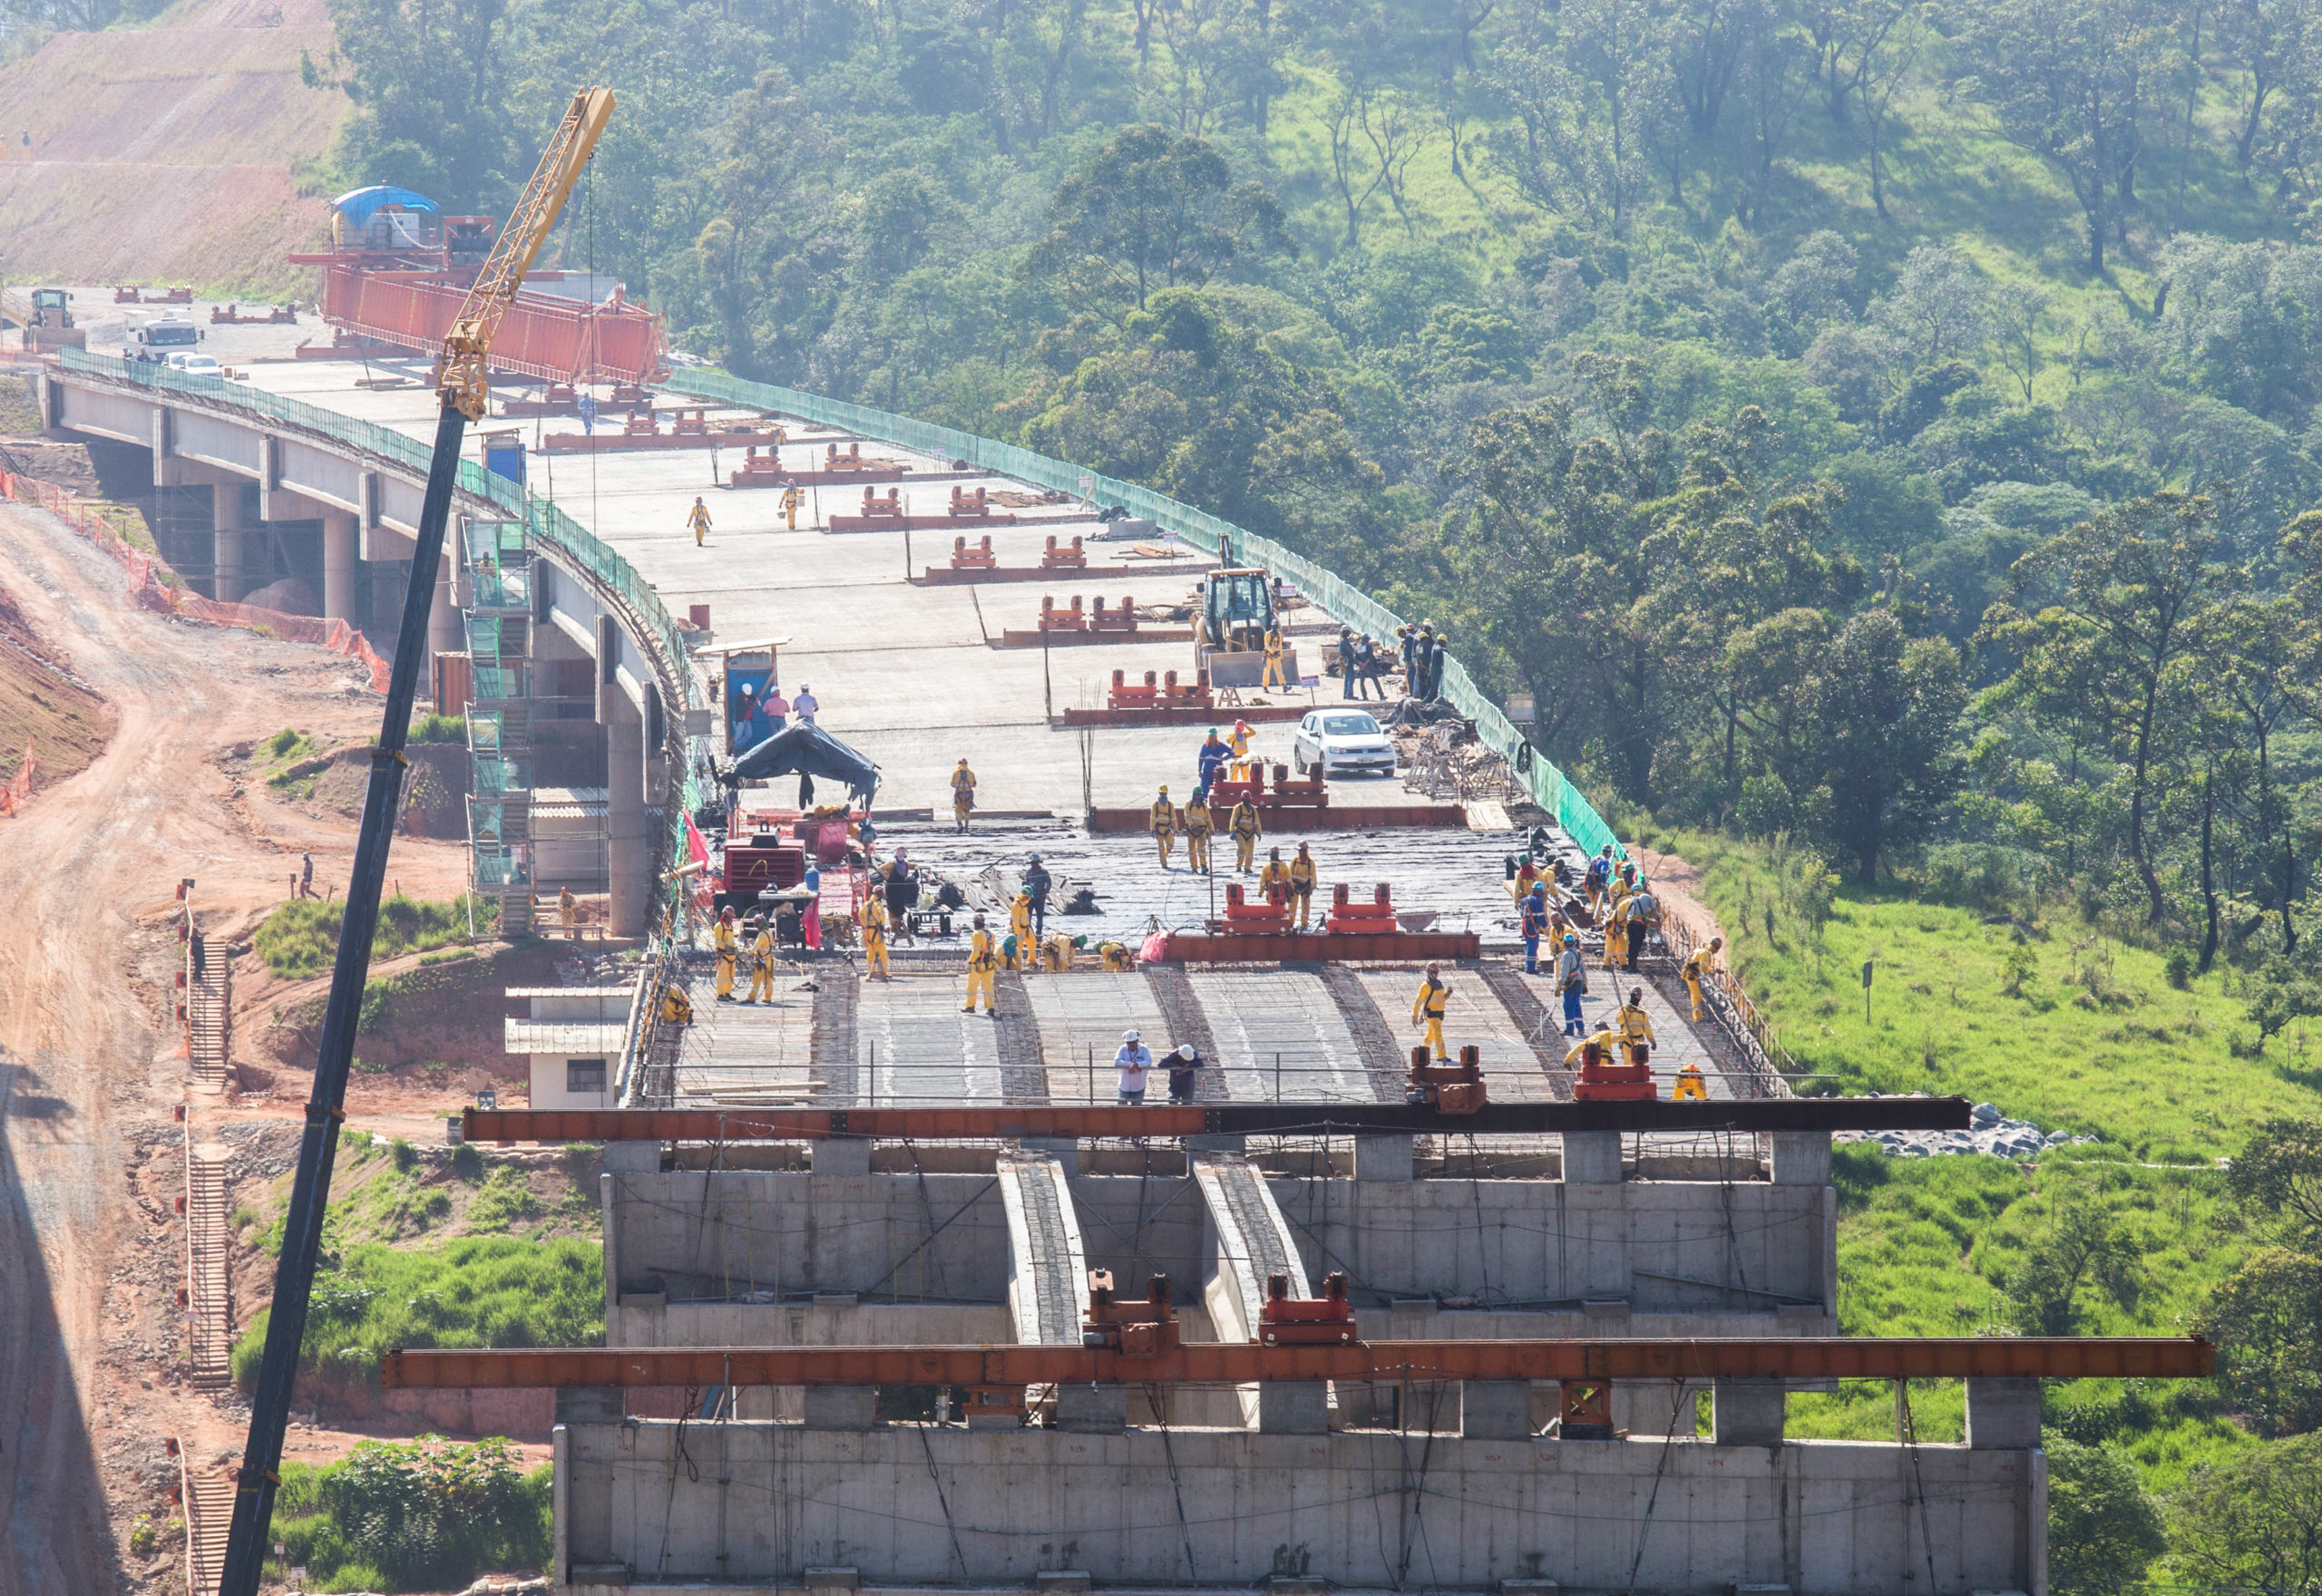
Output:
[1293, 709, 1397, 776]
[177, 355, 224, 378]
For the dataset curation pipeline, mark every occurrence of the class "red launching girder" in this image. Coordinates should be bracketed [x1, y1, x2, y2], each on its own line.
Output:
[381, 1336, 2215, 1390]
[317, 265, 668, 387]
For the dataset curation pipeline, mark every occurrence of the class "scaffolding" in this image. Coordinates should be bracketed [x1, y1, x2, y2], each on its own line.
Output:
[463, 519, 536, 936]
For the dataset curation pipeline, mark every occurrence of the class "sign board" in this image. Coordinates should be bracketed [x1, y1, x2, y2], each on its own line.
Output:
[1506, 691, 1536, 725]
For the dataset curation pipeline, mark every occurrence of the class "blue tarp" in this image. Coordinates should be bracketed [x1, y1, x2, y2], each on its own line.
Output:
[329, 185, 441, 226]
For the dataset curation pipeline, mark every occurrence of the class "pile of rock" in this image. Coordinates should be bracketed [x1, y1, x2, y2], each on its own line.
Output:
[1838, 1101, 2093, 1162]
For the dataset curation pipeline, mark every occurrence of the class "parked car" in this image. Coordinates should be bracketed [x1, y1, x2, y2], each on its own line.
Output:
[177, 354, 224, 378]
[1292, 709, 1397, 776]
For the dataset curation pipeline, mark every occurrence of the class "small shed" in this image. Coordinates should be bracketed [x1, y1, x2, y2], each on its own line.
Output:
[504, 985, 635, 1108]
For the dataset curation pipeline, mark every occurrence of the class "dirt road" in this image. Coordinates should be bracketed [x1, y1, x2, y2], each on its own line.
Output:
[0, 501, 463, 1592]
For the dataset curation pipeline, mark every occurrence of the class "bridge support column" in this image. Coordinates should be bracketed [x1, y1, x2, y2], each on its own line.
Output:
[322, 512, 358, 622]
[604, 692, 648, 939]
[210, 482, 250, 603]
[428, 534, 462, 666]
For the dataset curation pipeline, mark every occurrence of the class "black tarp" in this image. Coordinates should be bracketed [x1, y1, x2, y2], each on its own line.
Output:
[727, 720, 880, 803]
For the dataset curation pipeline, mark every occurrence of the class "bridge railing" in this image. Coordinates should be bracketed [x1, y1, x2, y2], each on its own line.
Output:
[658, 366, 1624, 861]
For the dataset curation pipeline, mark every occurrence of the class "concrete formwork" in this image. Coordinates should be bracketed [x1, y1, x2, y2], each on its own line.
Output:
[603, 1161, 1834, 1335]
[554, 1419, 2045, 1594]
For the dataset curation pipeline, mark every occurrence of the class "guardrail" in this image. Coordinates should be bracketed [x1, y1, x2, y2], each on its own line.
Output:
[657, 367, 1625, 861]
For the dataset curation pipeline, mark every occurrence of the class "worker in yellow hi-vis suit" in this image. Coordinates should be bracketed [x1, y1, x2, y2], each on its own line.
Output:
[745, 920, 776, 1003]
[1680, 936, 1724, 1020]
[1288, 842, 1317, 929]
[713, 908, 739, 1000]
[1098, 940, 1136, 971]
[1183, 789, 1213, 873]
[1042, 932, 1076, 971]
[1010, 891, 1034, 966]
[962, 912, 1000, 1016]
[1262, 627, 1289, 690]
[1672, 1059, 1708, 1100]
[1410, 962, 1451, 1061]
[951, 759, 978, 834]
[1258, 847, 1292, 904]
[859, 898, 890, 980]
[1149, 785, 1177, 869]
[688, 496, 713, 546]
[1612, 985, 1655, 1066]
[780, 484, 803, 530]
[1599, 872, 1632, 970]
[1229, 795, 1262, 873]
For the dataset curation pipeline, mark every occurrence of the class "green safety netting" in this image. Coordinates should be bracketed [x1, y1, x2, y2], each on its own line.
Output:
[658, 366, 1625, 861]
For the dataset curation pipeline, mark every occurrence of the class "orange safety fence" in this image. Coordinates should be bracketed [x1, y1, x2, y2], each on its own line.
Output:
[0, 468, 393, 693]
[0, 737, 34, 817]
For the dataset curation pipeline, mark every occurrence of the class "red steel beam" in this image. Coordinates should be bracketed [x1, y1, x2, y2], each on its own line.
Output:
[463, 1095, 1975, 1143]
[1162, 930, 1482, 961]
[383, 1337, 2213, 1390]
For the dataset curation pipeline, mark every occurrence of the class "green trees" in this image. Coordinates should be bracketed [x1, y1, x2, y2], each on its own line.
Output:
[2204, 1116, 2322, 1433]
[2046, 1438, 2168, 1596]
[2165, 1433, 2322, 1588]
[1029, 125, 1286, 313]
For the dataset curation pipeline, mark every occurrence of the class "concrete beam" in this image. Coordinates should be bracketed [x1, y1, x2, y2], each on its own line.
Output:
[1257, 1382, 1328, 1435]
[1460, 1381, 1535, 1440]
[1561, 1131, 1623, 1184]
[998, 1152, 1090, 1345]
[801, 1385, 879, 1431]
[1771, 1131, 1831, 1186]
[1355, 1134, 1413, 1182]
[604, 692, 647, 939]
[1053, 1384, 1126, 1433]
[1966, 1377, 2041, 1450]
[1712, 1377, 1786, 1445]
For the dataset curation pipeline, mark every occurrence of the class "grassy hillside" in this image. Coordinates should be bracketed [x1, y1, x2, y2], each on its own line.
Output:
[0, 0, 340, 293]
[1668, 827, 2312, 1513]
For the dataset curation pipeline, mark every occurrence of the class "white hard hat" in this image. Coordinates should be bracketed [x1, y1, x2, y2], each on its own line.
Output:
[1123, 1028, 1140, 1043]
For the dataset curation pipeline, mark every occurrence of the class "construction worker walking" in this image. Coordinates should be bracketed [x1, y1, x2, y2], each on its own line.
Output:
[1612, 986, 1655, 1066]
[1554, 932, 1587, 1036]
[1183, 788, 1213, 873]
[688, 496, 713, 546]
[1149, 785, 1178, 868]
[1622, 877, 1659, 971]
[962, 912, 1000, 1016]
[1229, 793, 1262, 872]
[1519, 882, 1553, 975]
[859, 896, 891, 980]
[713, 907, 739, 1000]
[1262, 626, 1289, 690]
[780, 484, 803, 530]
[1680, 936, 1724, 1020]
[1288, 842, 1317, 929]
[1411, 962, 1452, 1061]
[951, 758, 977, 833]
[745, 917, 776, 1003]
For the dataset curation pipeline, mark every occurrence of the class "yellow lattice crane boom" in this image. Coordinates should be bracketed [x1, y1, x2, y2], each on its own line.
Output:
[436, 85, 618, 420]
[219, 84, 620, 1596]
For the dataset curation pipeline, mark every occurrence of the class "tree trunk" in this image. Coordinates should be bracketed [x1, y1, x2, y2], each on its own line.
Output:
[2131, 682, 2163, 923]
[2199, 763, 2219, 974]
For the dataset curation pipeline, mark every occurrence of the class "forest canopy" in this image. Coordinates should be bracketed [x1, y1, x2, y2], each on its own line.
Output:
[230, 0, 2322, 956]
